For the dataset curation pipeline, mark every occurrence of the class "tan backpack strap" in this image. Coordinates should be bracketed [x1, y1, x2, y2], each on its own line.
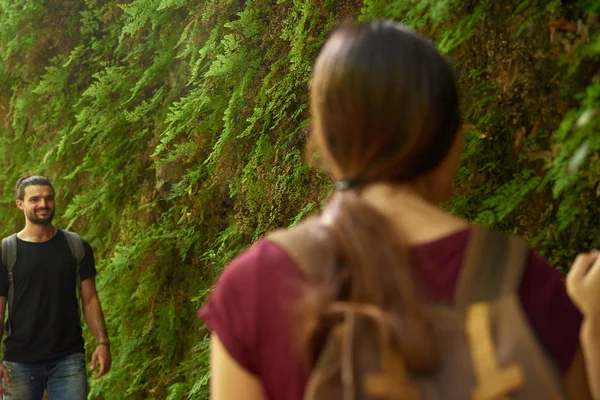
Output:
[265, 216, 338, 282]
[325, 303, 421, 400]
[454, 226, 529, 308]
[454, 226, 489, 308]
[467, 303, 525, 399]
[497, 234, 529, 297]
[458, 228, 530, 399]
[357, 307, 421, 400]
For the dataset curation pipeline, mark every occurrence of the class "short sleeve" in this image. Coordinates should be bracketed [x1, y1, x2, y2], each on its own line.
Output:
[519, 249, 583, 374]
[0, 250, 8, 298]
[79, 240, 97, 281]
[197, 241, 264, 375]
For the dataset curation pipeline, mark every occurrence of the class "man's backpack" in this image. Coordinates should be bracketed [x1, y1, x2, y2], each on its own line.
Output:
[1, 230, 86, 335]
[267, 217, 566, 400]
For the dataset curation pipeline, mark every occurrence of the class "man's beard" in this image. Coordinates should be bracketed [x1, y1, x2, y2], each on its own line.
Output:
[26, 208, 55, 225]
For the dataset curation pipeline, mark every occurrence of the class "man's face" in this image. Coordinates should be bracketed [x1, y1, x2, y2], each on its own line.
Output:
[16, 185, 55, 225]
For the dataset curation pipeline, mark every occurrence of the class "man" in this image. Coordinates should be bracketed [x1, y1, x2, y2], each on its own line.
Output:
[0, 176, 111, 399]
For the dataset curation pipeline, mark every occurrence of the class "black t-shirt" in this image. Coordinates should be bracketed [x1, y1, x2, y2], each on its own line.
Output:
[0, 230, 97, 363]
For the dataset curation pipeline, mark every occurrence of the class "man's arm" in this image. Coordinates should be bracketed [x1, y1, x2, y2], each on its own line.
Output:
[0, 296, 11, 395]
[81, 277, 111, 378]
[0, 296, 5, 340]
[81, 277, 109, 344]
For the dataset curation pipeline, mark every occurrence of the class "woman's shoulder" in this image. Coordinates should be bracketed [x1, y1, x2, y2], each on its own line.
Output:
[229, 237, 307, 277]
[516, 243, 583, 375]
[202, 236, 311, 314]
[427, 224, 582, 375]
[197, 238, 306, 373]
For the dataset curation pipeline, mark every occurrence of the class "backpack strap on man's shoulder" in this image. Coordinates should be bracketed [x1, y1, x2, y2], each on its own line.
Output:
[61, 230, 86, 320]
[62, 230, 85, 272]
[1, 233, 18, 275]
[2, 233, 18, 335]
[454, 225, 529, 308]
[266, 216, 338, 282]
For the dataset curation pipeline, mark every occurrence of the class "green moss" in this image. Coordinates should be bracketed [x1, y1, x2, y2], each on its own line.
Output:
[0, 0, 599, 398]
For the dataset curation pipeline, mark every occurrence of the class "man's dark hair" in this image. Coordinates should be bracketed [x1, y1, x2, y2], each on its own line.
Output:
[15, 175, 54, 200]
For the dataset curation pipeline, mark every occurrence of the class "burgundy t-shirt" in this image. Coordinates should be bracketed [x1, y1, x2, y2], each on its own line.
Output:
[198, 228, 582, 400]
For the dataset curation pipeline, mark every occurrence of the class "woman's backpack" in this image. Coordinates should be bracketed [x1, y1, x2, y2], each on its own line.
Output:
[267, 218, 565, 400]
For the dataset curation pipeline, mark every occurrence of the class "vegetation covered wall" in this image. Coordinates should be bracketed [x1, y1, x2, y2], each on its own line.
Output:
[0, 0, 598, 398]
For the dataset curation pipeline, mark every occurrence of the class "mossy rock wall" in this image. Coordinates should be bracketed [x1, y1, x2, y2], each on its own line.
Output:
[0, 0, 598, 398]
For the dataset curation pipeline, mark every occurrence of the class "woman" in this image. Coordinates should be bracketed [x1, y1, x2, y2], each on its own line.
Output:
[199, 20, 590, 399]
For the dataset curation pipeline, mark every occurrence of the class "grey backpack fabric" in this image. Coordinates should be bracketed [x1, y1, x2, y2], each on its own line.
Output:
[1, 230, 85, 335]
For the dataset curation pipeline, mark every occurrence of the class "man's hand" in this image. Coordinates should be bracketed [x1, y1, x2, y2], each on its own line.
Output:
[0, 364, 11, 396]
[90, 344, 111, 379]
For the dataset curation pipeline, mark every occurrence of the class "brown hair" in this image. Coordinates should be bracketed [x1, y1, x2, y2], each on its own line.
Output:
[301, 21, 461, 373]
[15, 175, 54, 200]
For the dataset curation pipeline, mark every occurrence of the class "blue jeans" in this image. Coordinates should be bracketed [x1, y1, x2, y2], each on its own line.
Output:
[2, 353, 87, 400]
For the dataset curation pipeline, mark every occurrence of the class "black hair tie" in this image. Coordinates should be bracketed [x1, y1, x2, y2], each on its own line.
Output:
[334, 179, 358, 190]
